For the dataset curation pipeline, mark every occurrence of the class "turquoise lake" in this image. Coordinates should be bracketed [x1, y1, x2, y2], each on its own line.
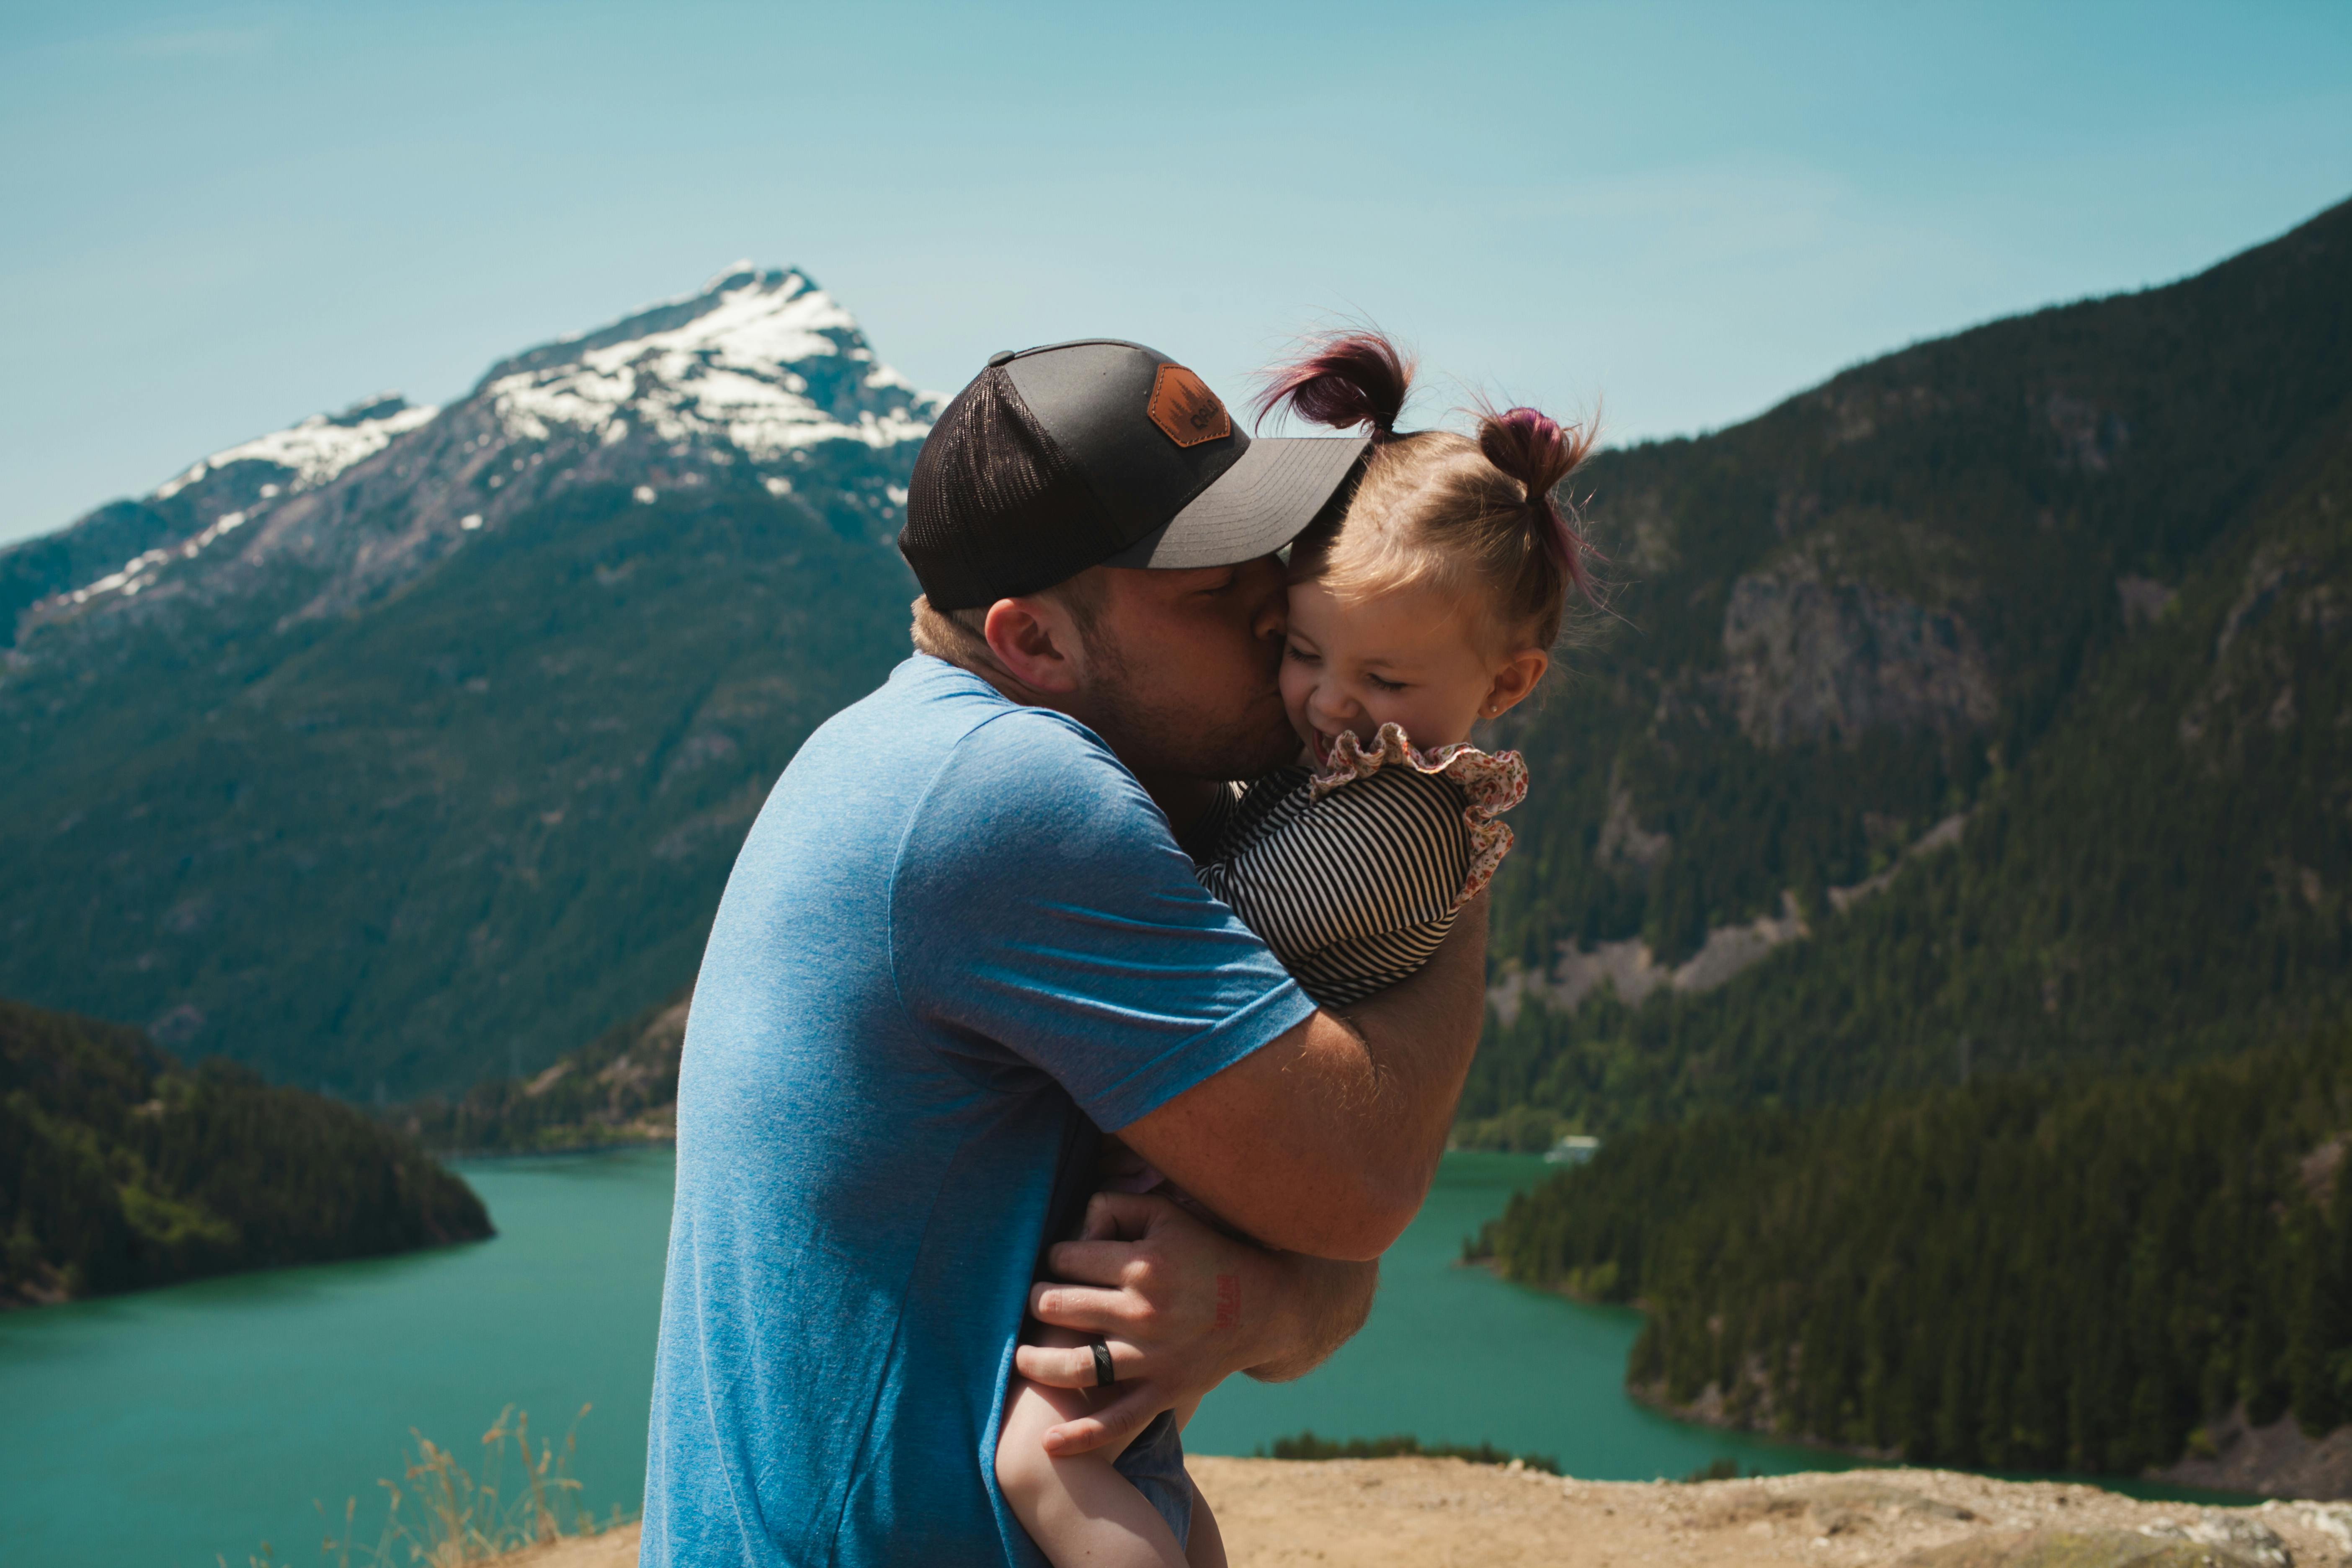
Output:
[0, 1149, 1855, 1564]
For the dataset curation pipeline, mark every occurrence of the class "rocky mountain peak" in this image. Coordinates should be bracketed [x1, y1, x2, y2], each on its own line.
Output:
[152, 395, 439, 504]
[475, 264, 933, 462]
[8, 266, 936, 643]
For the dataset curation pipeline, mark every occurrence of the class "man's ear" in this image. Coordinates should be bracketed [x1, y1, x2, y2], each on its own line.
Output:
[982, 596, 1085, 695]
[1480, 647, 1550, 720]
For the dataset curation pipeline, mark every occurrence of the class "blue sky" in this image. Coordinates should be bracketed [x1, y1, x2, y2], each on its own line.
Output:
[3, 0, 2347, 546]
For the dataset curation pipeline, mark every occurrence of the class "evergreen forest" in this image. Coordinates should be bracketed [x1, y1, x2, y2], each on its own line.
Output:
[1447, 196, 2352, 1477]
[1462, 197, 2352, 1139]
[395, 988, 687, 1155]
[1473, 1034, 2352, 1475]
[0, 997, 489, 1305]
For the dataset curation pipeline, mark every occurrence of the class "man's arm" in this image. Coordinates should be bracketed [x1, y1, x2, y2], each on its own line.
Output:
[1015, 1189, 1380, 1455]
[1114, 892, 1489, 1261]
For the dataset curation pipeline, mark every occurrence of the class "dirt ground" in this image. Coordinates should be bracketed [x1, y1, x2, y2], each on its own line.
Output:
[513, 1459, 2352, 1566]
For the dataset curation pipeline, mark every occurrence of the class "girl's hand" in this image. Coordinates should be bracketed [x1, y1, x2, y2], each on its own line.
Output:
[1017, 1189, 1377, 1456]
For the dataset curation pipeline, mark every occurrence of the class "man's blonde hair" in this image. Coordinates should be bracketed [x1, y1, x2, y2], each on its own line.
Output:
[908, 575, 1110, 670]
[909, 597, 992, 664]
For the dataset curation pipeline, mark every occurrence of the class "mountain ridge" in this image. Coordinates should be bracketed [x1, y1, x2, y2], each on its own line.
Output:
[1, 265, 932, 1093]
[1460, 192, 2351, 1132]
[8, 264, 932, 649]
[5, 200, 2349, 1104]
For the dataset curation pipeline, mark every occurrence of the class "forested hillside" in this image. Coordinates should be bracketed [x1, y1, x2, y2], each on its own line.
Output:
[397, 987, 688, 1154]
[0, 998, 488, 1306]
[3, 204, 2346, 1112]
[1472, 1032, 2352, 1479]
[1465, 407, 2352, 1135]
[0, 270, 922, 1095]
[1464, 194, 2352, 1135]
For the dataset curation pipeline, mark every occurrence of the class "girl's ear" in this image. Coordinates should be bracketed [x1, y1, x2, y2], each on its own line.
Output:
[1479, 648, 1550, 720]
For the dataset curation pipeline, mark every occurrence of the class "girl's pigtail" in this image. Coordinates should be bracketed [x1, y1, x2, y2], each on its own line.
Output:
[1250, 330, 1414, 438]
[1477, 405, 1597, 600]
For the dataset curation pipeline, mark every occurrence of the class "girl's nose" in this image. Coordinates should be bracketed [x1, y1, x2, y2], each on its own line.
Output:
[1309, 686, 1360, 726]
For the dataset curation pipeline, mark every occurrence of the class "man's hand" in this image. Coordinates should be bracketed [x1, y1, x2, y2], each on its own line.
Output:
[1016, 1190, 1378, 1456]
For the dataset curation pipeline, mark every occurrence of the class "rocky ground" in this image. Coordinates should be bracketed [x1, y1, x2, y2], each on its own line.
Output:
[2156, 1407, 2352, 1503]
[511, 1460, 2352, 1566]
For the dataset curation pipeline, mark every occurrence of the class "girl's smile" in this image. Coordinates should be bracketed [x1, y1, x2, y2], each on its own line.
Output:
[1280, 578, 1547, 763]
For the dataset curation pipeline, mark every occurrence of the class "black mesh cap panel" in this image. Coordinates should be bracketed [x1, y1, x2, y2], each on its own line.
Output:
[903, 338, 1364, 611]
[900, 367, 1107, 611]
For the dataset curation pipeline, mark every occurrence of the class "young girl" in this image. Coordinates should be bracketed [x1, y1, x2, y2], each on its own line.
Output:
[995, 330, 1596, 1568]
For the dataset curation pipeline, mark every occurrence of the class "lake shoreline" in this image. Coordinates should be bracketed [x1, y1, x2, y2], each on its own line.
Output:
[433, 1136, 676, 1162]
[0, 1230, 500, 1314]
[21, 1147, 2310, 1565]
[1468, 1258, 2342, 1503]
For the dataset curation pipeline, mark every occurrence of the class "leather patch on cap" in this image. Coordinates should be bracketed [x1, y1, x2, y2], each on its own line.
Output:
[1148, 364, 1233, 448]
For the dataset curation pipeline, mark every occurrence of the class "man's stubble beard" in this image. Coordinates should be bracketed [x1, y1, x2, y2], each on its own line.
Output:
[1082, 631, 1302, 788]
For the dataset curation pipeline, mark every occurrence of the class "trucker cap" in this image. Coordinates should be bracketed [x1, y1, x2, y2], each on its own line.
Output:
[899, 339, 1370, 611]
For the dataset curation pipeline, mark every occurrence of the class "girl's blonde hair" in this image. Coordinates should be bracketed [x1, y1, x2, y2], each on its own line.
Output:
[1253, 332, 1597, 651]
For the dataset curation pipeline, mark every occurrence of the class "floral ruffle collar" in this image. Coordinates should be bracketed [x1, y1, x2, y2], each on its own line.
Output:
[1308, 722, 1529, 908]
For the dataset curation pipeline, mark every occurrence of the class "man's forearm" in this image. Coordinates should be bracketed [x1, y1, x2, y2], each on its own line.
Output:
[1332, 892, 1491, 1198]
[1243, 1254, 1378, 1383]
[1117, 891, 1493, 1259]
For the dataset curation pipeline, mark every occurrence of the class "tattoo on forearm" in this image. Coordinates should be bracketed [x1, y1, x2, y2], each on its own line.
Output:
[1215, 1272, 1241, 1329]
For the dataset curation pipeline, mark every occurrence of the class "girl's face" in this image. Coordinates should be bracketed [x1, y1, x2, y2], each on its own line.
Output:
[1279, 577, 1547, 764]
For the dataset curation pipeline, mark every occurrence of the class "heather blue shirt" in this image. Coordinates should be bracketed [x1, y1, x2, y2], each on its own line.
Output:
[641, 655, 1316, 1567]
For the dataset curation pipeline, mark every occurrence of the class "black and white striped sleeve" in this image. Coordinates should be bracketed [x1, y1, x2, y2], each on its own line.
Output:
[1197, 766, 1474, 1008]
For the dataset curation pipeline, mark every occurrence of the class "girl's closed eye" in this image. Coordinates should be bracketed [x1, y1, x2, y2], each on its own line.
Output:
[1364, 672, 1406, 692]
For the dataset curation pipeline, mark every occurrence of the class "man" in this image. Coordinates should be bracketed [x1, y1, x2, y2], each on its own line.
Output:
[642, 340, 1491, 1566]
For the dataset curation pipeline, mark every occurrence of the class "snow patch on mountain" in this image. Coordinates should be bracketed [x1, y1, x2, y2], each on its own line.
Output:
[154, 399, 440, 499]
[19, 264, 931, 642]
[485, 270, 931, 457]
[65, 507, 255, 607]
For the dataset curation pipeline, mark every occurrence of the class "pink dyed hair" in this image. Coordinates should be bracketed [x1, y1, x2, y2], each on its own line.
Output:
[1250, 331, 1414, 437]
[1254, 330, 1599, 647]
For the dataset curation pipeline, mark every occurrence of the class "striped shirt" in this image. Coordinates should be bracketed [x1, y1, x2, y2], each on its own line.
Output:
[1194, 727, 1527, 1007]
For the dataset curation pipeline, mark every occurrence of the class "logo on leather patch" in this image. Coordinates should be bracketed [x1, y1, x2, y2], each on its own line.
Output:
[1148, 364, 1232, 448]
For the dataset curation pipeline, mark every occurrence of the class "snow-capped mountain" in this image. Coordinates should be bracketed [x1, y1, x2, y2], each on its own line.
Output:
[157, 394, 444, 500]
[480, 263, 931, 457]
[43, 396, 440, 618]
[7, 265, 936, 645]
[0, 262, 945, 1094]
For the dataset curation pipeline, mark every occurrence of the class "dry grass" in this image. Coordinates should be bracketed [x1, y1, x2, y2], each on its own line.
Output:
[228, 1406, 629, 1568]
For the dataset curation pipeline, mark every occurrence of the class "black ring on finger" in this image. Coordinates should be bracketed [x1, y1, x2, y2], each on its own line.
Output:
[1091, 1339, 1115, 1387]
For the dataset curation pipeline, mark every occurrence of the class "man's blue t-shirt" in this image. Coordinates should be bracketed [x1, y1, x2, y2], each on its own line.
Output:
[641, 655, 1316, 1567]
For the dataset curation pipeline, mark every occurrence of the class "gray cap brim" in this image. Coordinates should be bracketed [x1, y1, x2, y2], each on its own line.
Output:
[1101, 436, 1370, 570]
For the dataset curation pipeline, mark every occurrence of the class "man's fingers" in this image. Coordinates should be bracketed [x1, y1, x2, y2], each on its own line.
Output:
[1041, 1385, 1161, 1457]
[1013, 1338, 1135, 1390]
[1029, 1282, 1141, 1332]
[1012, 1342, 1094, 1390]
[1078, 1188, 1169, 1241]
[1044, 1238, 1148, 1288]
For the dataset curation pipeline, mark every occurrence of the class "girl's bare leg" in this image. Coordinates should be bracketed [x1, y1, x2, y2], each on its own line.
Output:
[1167, 1397, 1225, 1568]
[996, 1327, 1186, 1568]
[1181, 1478, 1226, 1568]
